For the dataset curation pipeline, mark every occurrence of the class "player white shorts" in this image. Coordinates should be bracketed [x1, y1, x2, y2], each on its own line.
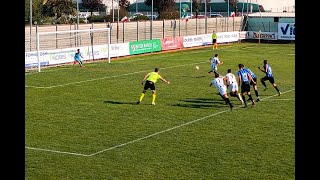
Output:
[229, 82, 238, 92]
[218, 85, 227, 96]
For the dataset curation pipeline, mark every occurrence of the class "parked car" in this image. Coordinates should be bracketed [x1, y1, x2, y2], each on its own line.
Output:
[129, 13, 144, 21]
[196, 15, 208, 19]
[210, 14, 224, 18]
[146, 14, 158, 20]
[185, 13, 194, 19]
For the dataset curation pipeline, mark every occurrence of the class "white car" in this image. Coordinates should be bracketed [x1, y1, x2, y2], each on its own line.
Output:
[185, 13, 194, 19]
[210, 14, 224, 18]
[146, 14, 158, 20]
[129, 13, 144, 21]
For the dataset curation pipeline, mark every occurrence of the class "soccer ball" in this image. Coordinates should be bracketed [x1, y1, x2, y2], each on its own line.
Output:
[195, 66, 199, 70]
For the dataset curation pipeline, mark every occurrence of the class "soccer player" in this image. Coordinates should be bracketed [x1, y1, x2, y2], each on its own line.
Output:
[74, 49, 84, 67]
[212, 31, 218, 50]
[258, 59, 282, 96]
[242, 66, 260, 102]
[210, 73, 234, 110]
[137, 68, 170, 105]
[225, 68, 244, 104]
[208, 53, 223, 75]
[237, 64, 256, 108]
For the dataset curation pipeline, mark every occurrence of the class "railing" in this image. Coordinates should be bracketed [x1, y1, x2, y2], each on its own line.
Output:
[25, 16, 243, 52]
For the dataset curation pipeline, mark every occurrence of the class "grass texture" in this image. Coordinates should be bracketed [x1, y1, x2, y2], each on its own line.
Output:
[25, 42, 295, 179]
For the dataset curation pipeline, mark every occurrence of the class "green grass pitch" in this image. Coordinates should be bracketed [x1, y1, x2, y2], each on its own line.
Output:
[25, 42, 295, 179]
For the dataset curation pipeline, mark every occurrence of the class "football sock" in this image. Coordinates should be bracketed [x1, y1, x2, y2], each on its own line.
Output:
[242, 95, 246, 105]
[152, 94, 156, 104]
[261, 80, 266, 87]
[275, 86, 280, 92]
[255, 90, 259, 97]
[139, 93, 145, 102]
[237, 93, 243, 101]
[248, 94, 254, 102]
[226, 98, 231, 105]
[219, 94, 226, 103]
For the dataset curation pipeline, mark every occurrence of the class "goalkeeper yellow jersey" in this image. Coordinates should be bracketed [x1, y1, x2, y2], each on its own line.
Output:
[146, 72, 161, 83]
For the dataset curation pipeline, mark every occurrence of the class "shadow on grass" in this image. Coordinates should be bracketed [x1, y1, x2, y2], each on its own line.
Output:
[181, 75, 208, 78]
[104, 100, 137, 105]
[170, 97, 227, 109]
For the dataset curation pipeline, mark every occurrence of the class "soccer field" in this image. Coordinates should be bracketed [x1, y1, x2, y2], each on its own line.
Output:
[25, 42, 295, 179]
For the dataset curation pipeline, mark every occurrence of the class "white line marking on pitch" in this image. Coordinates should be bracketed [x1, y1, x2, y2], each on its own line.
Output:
[263, 98, 292, 101]
[25, 61, 208, 89]
[25, 146, 90, 157]
[25, 89, 294, 156]
[25, 45, 239, 88]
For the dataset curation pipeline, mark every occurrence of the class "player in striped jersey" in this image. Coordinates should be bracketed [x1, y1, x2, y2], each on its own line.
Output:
[258, 60, 282, 96]
[210, 73, 234, 110]
[225, 68, 244, 104]
[242, 66, 260, 102]
[237, 64, 256, 108]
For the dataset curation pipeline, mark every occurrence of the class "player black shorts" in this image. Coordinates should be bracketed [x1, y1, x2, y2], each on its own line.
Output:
[241, 81, 251, 93]
[262, 76, 275, 84]
[250, 77, 257, 85]
[212, 39, 217, 44]
[144, 80, 156, 90]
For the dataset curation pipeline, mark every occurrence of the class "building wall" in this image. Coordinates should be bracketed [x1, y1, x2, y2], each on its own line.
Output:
[245, 17, 294, 32]
[127, 2, 264, 14]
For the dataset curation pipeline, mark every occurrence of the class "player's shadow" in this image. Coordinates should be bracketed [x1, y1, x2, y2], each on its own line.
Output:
[181, 75, 207, 78]
[104, 100, 136, 105]
[170, 98, 227, 109]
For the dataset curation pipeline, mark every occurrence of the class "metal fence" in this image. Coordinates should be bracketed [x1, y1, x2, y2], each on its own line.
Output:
[25, 16, 243, 52]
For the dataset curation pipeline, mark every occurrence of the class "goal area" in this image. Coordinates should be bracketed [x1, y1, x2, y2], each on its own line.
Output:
[35, 27, 111, 72]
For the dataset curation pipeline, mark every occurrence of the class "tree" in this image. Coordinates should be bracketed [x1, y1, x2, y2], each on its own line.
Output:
[119, 0, 131, 10]
[82, 0, 104, 16]
[224, 0, 238, 16]
[25, 0, 46, 23]
[144, 0, 176, 16]
[43, 0, 77, 19]
[192, 0, 210, 17]
[192, 0, 201, 17]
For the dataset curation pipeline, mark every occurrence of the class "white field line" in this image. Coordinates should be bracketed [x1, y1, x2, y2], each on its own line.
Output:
[262, 98, 292, 101]
[24, 48, 212, 76]
[25, 61, 208, 89]
[25, 89, 295, 156]
[25, 146, 90, 157]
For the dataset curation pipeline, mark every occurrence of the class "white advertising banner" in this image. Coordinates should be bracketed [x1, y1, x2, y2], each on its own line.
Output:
[109, 43, 130, 57]
[216, 31, 239, 43]
[183, 34, 212, 48]
[25, 43, 130, 67]
[239, 31, 248, 39]
[278, 23, 295, 40]
[182, 32, 240, 48]
[246, 31, 278, 40]
[25, 51, 50, 67]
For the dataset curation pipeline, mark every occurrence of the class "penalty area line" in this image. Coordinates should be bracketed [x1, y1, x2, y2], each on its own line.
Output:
[25, 146, 90, 157]
[25, 62, 207, 89]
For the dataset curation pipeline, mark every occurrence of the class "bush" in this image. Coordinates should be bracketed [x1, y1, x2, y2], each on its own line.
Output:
[132, 15, 149, 21]
[159, 11, 179, 20]
[87, 15, 107, 23]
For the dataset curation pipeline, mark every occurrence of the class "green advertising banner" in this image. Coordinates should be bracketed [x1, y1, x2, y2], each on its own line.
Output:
[129, 39, 162, 55]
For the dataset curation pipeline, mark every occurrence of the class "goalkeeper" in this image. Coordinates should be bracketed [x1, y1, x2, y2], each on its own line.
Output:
[74, 49, 84, 67]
